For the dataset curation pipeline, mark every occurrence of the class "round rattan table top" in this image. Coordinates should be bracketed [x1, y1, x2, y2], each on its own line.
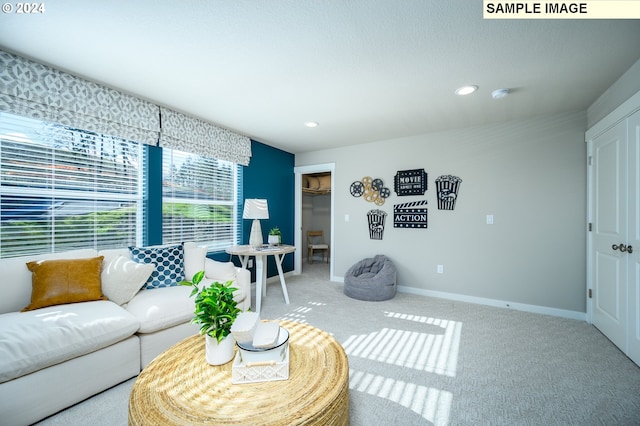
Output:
[128, 320, 349, 426]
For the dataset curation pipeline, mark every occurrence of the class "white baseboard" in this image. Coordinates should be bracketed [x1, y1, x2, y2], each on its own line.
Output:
[332, 274, 585, 321]
[396, 285, 587, 321]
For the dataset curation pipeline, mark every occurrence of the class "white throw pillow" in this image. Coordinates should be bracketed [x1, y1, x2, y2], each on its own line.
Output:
[184, 243, 207, 280]
[101, 255, 155, 305]
[205, 259, 238, 282]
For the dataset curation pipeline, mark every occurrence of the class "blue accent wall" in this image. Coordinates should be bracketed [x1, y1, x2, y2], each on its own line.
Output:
[241, 140, 295, 278]
[146, 145, 163, 246]
[144, 140, 295, 279]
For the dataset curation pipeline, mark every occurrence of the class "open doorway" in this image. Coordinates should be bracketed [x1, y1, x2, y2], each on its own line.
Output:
[302, 172, 331, 278]
[294, 163, 335, 280]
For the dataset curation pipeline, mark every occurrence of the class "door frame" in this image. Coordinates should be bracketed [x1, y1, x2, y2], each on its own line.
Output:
[293, 163, 335, 279]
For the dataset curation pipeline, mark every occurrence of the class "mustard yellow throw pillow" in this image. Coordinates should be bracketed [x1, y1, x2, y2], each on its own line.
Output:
[22, 256, 107, 312]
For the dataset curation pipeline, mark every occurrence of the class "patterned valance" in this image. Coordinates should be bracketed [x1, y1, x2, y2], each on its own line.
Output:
[0, 51, 160, 145]
[0, 50, 253, 164]
[159, 107, 252, 166]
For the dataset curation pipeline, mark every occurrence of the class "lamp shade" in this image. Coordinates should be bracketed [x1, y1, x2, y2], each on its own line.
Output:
[243, 199, 269, 220]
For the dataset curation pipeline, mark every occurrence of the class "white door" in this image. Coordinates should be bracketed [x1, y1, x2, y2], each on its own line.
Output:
[627, 110, 640, 365]
[590, 119, 628, 351]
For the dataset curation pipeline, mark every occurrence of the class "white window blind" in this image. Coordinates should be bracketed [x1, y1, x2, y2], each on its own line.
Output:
[0, 111, 145, 258]
[162, 149, 240, 251]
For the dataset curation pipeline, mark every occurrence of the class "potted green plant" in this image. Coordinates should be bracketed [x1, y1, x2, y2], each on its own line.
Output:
[180, 270, 241, 365]
[268, 227, 282, 245]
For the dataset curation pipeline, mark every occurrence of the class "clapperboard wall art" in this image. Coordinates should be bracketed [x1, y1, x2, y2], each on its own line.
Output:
[393, 200, 428, 229]
[394, 169, 427, 196]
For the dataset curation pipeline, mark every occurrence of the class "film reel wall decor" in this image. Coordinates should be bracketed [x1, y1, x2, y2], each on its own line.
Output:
[349, 176, 391, 206]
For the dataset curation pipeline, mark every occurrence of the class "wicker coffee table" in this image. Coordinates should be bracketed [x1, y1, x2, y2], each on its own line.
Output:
[128, 320, 349, 425]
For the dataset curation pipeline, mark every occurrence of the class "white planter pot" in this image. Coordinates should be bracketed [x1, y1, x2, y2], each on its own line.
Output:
[268, 235, 280, 245]
[205, 334, 236, 365]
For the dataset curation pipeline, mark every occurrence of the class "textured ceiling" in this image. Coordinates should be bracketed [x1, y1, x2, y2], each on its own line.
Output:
[1, 1, 639, 154]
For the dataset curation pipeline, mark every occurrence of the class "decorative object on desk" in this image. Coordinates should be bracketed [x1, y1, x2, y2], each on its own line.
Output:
[394, 200, 428, 228]
[367, 209, 387, 240]
[350, 176, 390, 206]
[435, 175, 462, 210]
[243, 198, 269, 248]
[268, 227, 282, 245]
[394, 168, 427, 196]
[180, 270, 241, 365]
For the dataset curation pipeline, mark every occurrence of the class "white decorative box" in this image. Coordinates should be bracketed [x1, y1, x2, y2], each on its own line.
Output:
[231, 346, 290, 384]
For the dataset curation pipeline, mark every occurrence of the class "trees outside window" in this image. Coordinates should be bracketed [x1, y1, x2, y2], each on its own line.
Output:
[162, 149, 239, 252]
[0, 112, 144, 258]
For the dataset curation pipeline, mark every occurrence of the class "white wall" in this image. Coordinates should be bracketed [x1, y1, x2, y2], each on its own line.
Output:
[588, 58, 640, 127]
[296, 110, 587, 314]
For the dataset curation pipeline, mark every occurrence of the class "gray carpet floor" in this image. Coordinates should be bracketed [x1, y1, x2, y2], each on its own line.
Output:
[37, 263, 640, 425]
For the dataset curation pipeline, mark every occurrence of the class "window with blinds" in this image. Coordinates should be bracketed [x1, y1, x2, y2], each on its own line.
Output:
[0, 111, 145, 258]
[162, 149, 240, 251]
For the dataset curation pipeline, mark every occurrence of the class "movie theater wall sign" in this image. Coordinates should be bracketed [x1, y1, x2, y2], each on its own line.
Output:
[394, 200, 428, 229]
[394, 169, 427, 196]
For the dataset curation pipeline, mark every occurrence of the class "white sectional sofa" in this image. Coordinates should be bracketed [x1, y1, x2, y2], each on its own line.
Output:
[0, 242, 250, 426]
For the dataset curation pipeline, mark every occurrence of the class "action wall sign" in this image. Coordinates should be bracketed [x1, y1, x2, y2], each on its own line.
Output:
[393, 200, 428, 229]
[394, 169, 427, 196]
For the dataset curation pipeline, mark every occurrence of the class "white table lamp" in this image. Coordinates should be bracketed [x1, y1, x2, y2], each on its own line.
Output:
[243, 199, 269, 248]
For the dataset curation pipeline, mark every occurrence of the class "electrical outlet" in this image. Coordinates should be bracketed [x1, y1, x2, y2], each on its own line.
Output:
[437, 264, 444, 274]
[248, 259, 254, 268]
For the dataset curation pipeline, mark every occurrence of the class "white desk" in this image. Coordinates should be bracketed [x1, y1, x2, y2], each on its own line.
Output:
[226, 244, 296, 313]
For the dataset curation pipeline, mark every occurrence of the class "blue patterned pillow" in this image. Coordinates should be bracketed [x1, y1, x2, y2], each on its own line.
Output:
[128, 244, 185, 290]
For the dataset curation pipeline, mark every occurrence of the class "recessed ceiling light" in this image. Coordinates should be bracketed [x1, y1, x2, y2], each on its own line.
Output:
[455, 85, 478, 96]
[304, 121, 319, 128]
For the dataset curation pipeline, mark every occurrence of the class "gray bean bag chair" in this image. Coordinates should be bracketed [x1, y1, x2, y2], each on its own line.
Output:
[344, 255, 397, 301]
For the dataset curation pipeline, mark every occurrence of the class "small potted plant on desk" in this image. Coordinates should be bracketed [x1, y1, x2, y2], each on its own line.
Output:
[180, 271, 241, 365]
[268, 227, 282, 245]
